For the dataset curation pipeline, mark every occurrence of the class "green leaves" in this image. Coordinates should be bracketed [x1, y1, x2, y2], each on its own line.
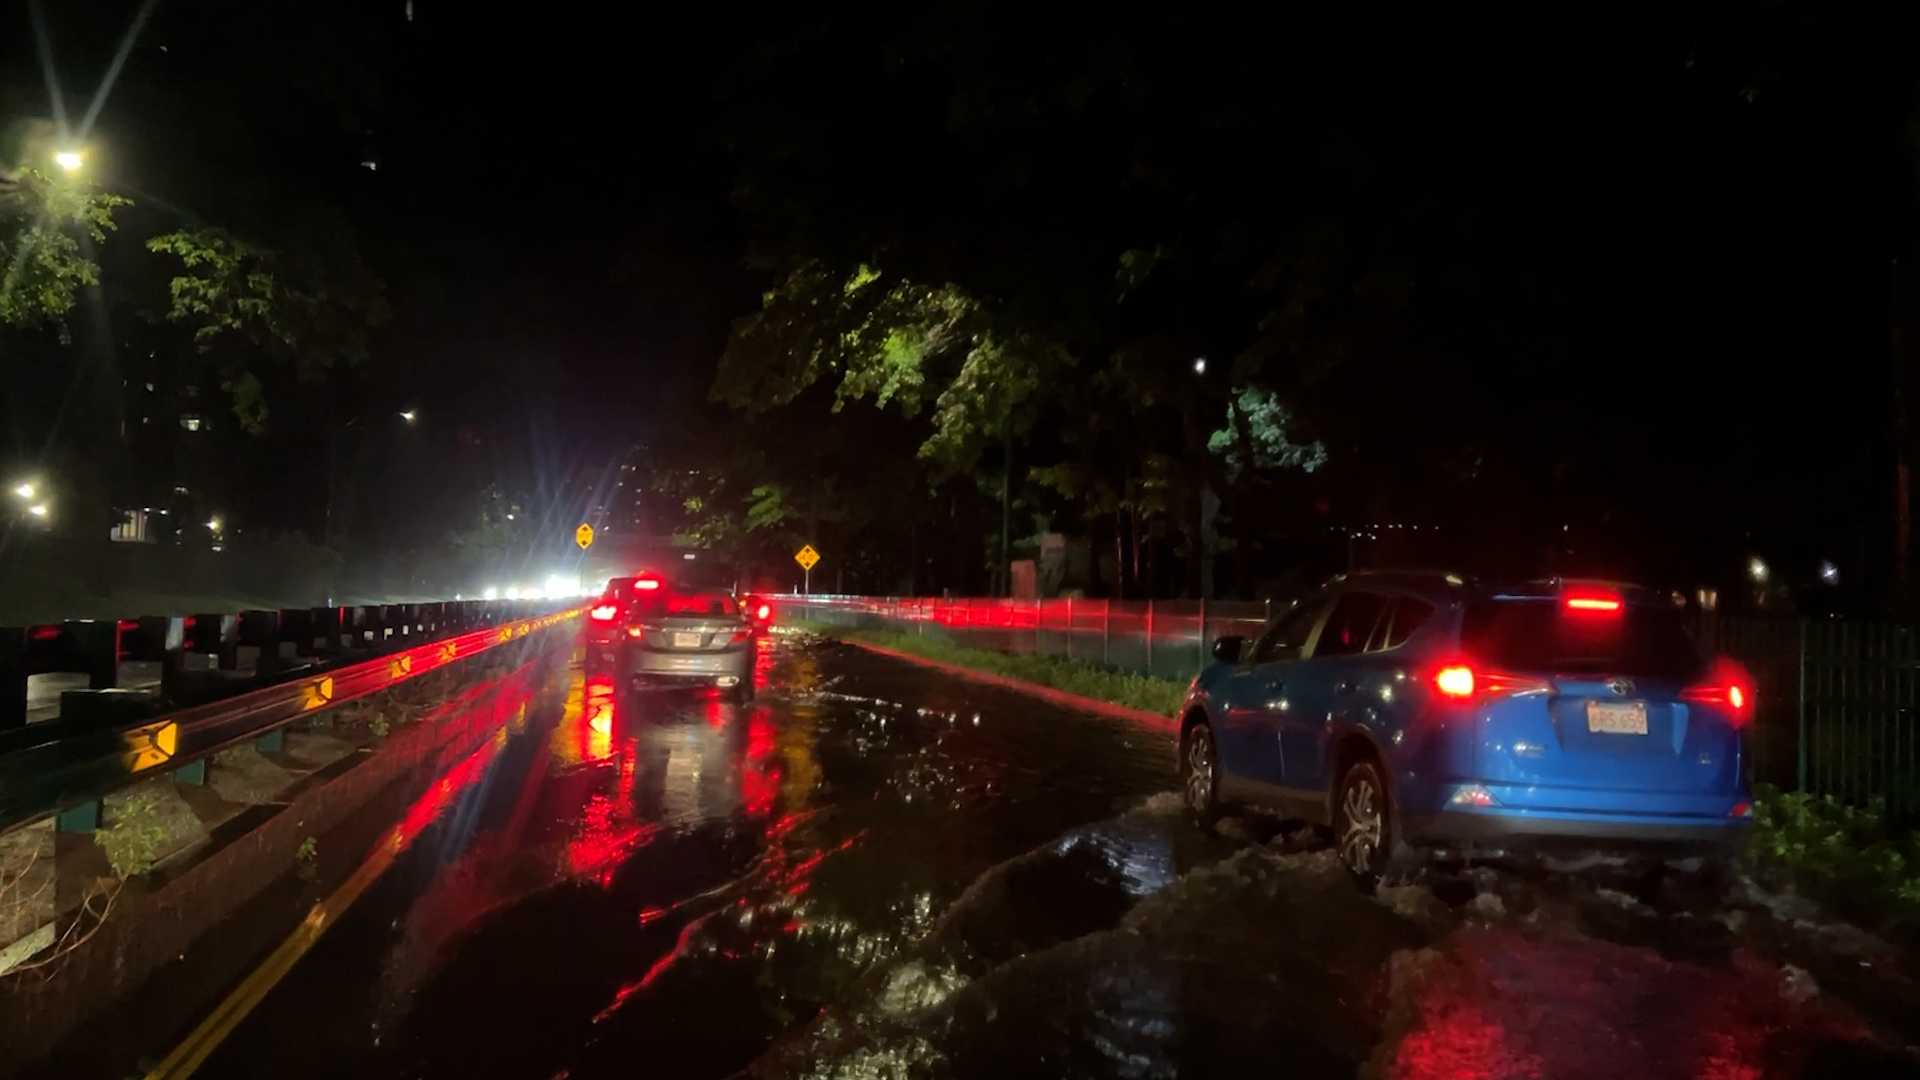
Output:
[0, 168, 131, 328]
[1207, 386, 1328, 482]
[146, 224, 389, 432]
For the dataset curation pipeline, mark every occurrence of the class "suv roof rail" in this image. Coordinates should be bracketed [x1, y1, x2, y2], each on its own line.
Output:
[1338, 568, 1476, 588]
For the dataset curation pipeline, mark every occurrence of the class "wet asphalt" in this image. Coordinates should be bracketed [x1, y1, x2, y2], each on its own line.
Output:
[188, 634, 1191, 1079]
[111, 634, 1920, 1078]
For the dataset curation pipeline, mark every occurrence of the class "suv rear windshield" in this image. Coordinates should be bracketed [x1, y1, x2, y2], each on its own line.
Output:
[1461, 598, 1702, 681]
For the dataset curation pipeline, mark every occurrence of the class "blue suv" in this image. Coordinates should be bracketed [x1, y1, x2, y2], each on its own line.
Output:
[1176, 572, 1754, 881]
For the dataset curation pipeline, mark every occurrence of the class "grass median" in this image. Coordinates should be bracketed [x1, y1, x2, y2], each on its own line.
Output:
[790, 619, 1187, 716]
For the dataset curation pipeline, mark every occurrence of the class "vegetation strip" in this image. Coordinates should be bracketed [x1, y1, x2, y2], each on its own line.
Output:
[792, 623, 1182, 729]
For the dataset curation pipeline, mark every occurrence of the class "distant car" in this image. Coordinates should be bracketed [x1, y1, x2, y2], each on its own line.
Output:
[585, 575, 755, 700]
[1176, 573, 1754, 882]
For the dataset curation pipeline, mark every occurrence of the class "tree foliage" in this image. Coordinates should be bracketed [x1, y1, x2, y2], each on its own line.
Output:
[0, 170, 130, 329]
[147, 223, 389, 432]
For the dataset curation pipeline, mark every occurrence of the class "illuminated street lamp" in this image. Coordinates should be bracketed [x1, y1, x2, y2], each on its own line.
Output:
[398, 409, 417, 423]
[1819, 560, 1840, 586]
[1747, 556, 1769, 584]
[206, 516, 223, 533]
[52, 149, 84, 174]
[1192, 357, 1207, 375]
[26, 504, 48, 519]
[11, 482, 34, 500]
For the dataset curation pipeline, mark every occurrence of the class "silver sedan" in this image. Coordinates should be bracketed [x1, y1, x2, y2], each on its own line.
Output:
[616, 589, 756, 700]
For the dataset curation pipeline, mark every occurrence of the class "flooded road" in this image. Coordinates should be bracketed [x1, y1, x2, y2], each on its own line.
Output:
[186, 634, 1193, 1078]
[71, 633, 1920, 1078]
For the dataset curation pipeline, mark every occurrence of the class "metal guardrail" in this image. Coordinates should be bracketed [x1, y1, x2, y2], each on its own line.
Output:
[0, 600, 555, 729]
[783, 594, 1271, 682]
[0, 601, 582, 837]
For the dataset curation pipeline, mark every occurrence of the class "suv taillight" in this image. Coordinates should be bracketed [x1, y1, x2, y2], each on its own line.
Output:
[1682, 657, 1754, 728]
[589, 603, 620, 623]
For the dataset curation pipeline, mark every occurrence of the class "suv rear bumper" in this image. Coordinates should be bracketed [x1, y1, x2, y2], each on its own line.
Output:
[1404, 808, 1750, 856]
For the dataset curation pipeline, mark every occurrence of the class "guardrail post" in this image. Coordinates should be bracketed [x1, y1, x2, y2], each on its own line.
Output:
[55, 800, 99, 834]
[68, 621, 119, 689]
[1197, 597, 1207, 675]
[1065, 596, 1073, 662]
[1102, 600, 1111, 667]
[1145, 599, 1155, 676]
[0, 627, 25, 729]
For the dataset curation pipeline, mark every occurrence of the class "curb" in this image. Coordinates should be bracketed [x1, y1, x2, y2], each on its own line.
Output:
[835, 637, 1179, 732]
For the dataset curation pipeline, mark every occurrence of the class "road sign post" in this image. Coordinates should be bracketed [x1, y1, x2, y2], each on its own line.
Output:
[794, 544, 820, 595]
[575, 523, 595, 551]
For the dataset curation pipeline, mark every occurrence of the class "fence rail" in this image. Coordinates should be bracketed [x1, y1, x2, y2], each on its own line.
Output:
[790, 595, 1920, 819]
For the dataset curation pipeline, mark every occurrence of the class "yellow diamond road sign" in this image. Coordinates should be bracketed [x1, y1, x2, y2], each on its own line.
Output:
[575, 523, 595, 550]
[794, 544, 820, 571]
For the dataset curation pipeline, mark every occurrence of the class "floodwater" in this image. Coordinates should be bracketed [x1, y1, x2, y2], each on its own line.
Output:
[186, 635, 1195, 1078]
[55, 635, 1920, 1078]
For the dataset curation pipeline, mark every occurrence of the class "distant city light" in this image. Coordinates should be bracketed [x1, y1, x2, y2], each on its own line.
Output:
[1747, 556, 1769, 584]
[207, 517, 223, 532]
[26, 503, 47, 518]
[1192, 357, 1207, 375]
[1819, 560, 1840, 586]
[52, 150, 83, 173]
[505, 585, 522, 600]
[482, 586, 500, 601]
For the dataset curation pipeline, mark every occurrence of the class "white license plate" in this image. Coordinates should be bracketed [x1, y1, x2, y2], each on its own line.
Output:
[1586, 700, 1648, 735]
[672, 631, 703, 649]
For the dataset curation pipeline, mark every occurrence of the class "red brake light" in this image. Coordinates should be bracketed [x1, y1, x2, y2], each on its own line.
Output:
[1682, 657, 1755, 728]
[1434, 665, 1475, 698]
[755, 603, 771, 621]
[634, 578, 661, 591]
[1563, 589, 1623, 614]
[589, 604, 619, 622]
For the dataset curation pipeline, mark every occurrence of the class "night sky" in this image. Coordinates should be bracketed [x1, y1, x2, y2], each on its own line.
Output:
[5, 2, 1917, 601]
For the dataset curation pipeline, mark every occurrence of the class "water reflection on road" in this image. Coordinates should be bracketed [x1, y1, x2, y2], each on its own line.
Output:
[198, 634, 1178, 1079]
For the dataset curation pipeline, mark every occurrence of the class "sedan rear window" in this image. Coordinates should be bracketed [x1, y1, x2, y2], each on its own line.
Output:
[662, 592, 739, 617]
[1461, 598, 1702, 680]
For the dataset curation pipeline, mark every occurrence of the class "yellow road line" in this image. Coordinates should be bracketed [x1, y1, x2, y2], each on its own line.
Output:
[145, 711, 516, 1078]
[144, 833, 400, 1079]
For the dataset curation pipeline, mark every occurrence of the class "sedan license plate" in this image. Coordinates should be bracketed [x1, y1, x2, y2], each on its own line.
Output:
[671, 631, 703, 649]
[1586, 699, 1648, 735]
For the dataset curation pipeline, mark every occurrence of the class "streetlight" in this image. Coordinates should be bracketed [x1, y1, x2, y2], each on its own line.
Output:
[11, 482, 34, 500]
[1819, 560, 1840, 586]
[207, 516, 223, 533]
[398, 409, 417, 423]
[1747, 556, 1769, 584]
[52, 149, 84, 174]
[1192, 357, 1207, 375]
[26, 504, 48, 519]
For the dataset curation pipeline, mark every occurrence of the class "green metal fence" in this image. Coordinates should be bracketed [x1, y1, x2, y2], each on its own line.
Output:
[1703, 616, 1920, 821]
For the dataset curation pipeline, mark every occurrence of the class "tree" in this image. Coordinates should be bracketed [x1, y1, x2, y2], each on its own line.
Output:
[146, 221, 389, 432]
[0, 168, 129, 329]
